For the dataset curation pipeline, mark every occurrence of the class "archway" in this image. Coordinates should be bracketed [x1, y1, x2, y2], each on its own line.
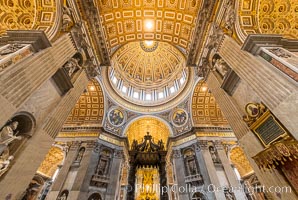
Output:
[125, 116, 171, 148]
[125, 117, 170, 200]
[88, 193, 102, 200]
[192, 192, 207, 200]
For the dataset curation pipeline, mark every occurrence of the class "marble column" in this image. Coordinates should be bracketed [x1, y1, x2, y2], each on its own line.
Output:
[0, 32, 77, 127]
[215, 143, 246, 200]
[218, 35, 297, 139]
[105, 150, 123, 200]
[0, 70, 89, 199]
[198, 141, 226, 200]
[69, 141, 96, 199]
[206, 72, 297, 199]
[194, 143, 216, 200]
[46, 142, 81, 200]
[77, 143, 101, 200]
[172, 149, 189, 200]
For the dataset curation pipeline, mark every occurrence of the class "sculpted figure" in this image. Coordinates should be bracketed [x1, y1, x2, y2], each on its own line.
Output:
[64, 58, 81, 77]
[0, 155, 14, 177]
[61, 6, 73, 31]
[0, 44, 25, 56]
[213, 58, 230, 77]
[0, 121, 22, 155]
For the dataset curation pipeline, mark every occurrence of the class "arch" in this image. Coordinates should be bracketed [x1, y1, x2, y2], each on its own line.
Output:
[123, 115, 173, 147]
[0, 112, 36, 156]
[192, 192, 207, 200]
[64, 79, 105, 127]
[88, 193, 102, 200]
[11, 111, 36, 136]
[229, 146, 254, 178]
[57, 190, 69, 200]
[191, 81, 228, 127]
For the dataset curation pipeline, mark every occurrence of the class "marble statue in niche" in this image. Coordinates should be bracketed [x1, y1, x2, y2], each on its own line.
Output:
[74, 147, 85, 164]
[57, 190, 68, 200]
[209, 146, 220, 163]
[0, 121, 22, 177]
[0, 121, 22, 154]
[61, 6, 74, 31]
[63, 57, 81, 77]
[212, 57, 230, 78]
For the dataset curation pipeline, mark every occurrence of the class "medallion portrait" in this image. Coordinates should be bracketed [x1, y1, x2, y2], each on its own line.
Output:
[108, 108, 125, 126]
[172, 109, 188, 127]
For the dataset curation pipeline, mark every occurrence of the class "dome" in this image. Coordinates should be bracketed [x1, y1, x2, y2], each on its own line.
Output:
[109, 41, 188, 106]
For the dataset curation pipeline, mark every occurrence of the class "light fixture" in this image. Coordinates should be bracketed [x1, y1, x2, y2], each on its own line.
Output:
[144, 40, 154, 47]
[201, 86, 208, 92]
[89, 86, 95, 91]
[145, 20, 154, 30]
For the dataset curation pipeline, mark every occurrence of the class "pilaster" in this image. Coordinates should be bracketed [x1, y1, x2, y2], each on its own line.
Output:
[197, 141, 226, 200]
[215, 143, 246, 200]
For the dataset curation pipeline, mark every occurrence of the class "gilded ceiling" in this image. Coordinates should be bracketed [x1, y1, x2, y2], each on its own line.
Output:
[98, 0, 202, 53]
[229, 146, 254, 178]
[64, 79, 104, 127]
[0, 0, 58, 38]
[126, 117, 170, 146]
[111, 41, 186, 88]
[236, 0, 298, 42]
[37, 146, 64, 178]
[192, 81, 228, 127]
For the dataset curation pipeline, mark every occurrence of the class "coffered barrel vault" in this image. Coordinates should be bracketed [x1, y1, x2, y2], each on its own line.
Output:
[97, 0, 203, 53]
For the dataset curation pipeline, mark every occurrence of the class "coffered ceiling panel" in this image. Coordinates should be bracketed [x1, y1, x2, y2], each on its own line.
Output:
[64, 79, 104, 127]
[192, 81, 228, 127]
[0, 0, 58, 37]
[97, 0, 203, 53]
[235, 0, 298, 42]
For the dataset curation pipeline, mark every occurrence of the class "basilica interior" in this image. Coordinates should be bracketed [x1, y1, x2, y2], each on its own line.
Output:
[0, 0, 297, 200]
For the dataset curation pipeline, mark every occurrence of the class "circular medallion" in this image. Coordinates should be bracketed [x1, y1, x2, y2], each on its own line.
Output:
[108, 108, 125, 126]
[171, 109, 188, 127]
[245, 103, 260, 118]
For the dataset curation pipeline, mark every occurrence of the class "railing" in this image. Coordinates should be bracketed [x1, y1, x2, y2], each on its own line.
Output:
[91, 174, 110, 183]
[185, 174, 204, 184]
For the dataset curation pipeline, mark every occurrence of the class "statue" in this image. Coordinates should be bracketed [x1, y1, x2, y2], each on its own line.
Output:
[0, 44, 25, 56]
[63, 58, 81, 77]
[209, 146, 218, 163]
[0, 121, 22, 155]
[158, 140, 165, 150]
[0, 155, 14, 177]
[224, 189, 235, 200]
[212, 58, 230, 77]
[61, 6, 74, 31]
[269, 48, 291, 58]
[131, 139, 138, 151]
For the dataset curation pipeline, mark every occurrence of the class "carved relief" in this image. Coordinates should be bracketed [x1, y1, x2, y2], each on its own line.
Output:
[61, 6, 74, 31]
[242, 102, 267, 126]
[63, 57, 81, 78]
